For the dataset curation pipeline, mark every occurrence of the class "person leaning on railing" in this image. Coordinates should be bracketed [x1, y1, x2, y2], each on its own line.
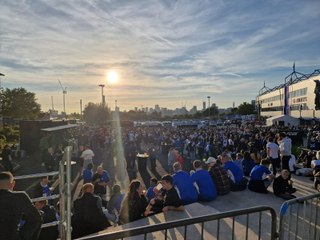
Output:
[0, 171, 42, 240]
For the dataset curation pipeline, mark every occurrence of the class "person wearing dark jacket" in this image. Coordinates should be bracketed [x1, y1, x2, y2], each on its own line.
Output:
[1, 145, 13, 173]
[0, 171, 42, 240]
[72, 183, 110, 238]
[35, 200, 59, 240]
[119, 180, 148, 224]
[273, 169, 296, 200]
[32, 176, 52, 199]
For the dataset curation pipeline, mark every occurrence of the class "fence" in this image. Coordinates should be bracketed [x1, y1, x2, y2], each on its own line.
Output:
[13, 146, 74, 240]
[79, 206, 278, 240]
[279, 192, 320, 240]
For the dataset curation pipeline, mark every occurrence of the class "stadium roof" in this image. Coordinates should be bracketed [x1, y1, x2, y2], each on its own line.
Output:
[258, 67, 320, 97]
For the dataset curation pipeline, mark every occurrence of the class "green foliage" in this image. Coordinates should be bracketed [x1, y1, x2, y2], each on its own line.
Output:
[69, 112, 82, 120]
[237, 102, 256, 115]
[1, 87, 41, 119]
[0, 125, 19, 149]
[83, 102, 110, 124]
[0, 134, 6, 150]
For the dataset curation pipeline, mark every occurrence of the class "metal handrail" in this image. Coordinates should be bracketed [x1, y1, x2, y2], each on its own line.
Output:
[79, 206, 278, 240]
[13, 171, 59, 180]
[41, 220, 60, 228]
[31, 194, 60, 202]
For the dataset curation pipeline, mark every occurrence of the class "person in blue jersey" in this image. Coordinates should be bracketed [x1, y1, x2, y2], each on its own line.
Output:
[190, 160, 217, 201]
[32, 176, 52, 199]
[248, 159, 275, 193]
[146, 177, 158, 202]
[242, 151, 256, 176]
[92, 165, 110, 205]
[82, 163, 93, 184]
[172, 162, 198, 205]
[221, 153, 248, 191]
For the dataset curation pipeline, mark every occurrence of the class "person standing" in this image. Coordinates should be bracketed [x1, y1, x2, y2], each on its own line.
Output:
[92, 165, 110, 205]
[44, 147, 55, 172]
[167, 147, 176, 173]
[278, 133, 292, 171]
[80, 145, 95, 169]
[1, 145, 13, 173]
[0, 171, 42, 240]
[266, 137, 280, 175]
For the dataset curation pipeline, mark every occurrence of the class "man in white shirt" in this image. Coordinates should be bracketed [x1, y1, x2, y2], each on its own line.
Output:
[80, 145, 95, 169]
[278, 133, 292, 171]
[266, 137, 280, 175]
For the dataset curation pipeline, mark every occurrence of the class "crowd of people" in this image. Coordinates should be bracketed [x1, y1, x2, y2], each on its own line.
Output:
[1, 122, 320, 239]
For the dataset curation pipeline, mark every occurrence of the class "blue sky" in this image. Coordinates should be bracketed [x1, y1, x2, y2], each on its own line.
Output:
[1, 0, 319, 113]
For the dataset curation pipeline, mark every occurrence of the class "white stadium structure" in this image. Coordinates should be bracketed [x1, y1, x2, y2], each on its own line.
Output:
[257, 67, 320, 120]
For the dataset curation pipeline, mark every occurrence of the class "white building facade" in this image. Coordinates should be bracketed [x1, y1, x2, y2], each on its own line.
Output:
[257, 69, 320, 119]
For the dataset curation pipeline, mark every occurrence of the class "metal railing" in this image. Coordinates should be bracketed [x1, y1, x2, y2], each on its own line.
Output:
[13, 146, 74, 240]
[279, 192, 320, 240]
[78, 206, 278, 240]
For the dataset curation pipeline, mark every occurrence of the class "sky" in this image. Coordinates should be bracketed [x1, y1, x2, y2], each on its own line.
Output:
[1, 0, 319, 114]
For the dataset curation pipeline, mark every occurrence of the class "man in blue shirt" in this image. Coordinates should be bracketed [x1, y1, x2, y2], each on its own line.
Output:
[248, 159, 274, 193]
[221, 153, 247, 191]
[172, 162, 198, 205]
[191, 160, 217, 201]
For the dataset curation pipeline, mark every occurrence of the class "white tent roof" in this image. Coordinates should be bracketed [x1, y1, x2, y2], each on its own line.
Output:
[266, 115, 300, 126]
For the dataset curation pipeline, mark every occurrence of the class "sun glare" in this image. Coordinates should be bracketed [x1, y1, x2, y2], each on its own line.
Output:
[107, 70, 119, 84]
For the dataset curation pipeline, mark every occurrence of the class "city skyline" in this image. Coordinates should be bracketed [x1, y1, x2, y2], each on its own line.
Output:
[1, 0, 319, 113]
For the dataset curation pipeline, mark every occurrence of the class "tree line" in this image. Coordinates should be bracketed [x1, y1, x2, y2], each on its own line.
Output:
[0, 87, 256, 125]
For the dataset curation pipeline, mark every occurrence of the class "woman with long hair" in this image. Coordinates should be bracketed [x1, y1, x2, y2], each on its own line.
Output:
[119, 180, 148, 224]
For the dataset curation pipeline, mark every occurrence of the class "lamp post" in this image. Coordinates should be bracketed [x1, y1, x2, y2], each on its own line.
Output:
[0, 73, 5, 111]
[0, 73, 5, 121]
[207, 96, 211, 119]
[98, 84, 105, 106]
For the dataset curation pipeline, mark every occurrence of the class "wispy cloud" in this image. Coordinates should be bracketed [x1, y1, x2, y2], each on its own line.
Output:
[0, 0, 319, 112]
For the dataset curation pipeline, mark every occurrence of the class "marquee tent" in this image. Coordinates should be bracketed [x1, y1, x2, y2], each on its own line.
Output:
[266, 115, 300, 127]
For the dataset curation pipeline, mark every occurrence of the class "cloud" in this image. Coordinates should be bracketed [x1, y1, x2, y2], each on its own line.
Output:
[0, 0, 319, 112]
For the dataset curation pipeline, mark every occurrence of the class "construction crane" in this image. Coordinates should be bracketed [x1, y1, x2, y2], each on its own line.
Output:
[58, 80, 67, 114]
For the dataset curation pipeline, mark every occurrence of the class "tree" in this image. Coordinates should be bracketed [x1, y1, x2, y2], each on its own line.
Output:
[237, 102, 256, 115]
[83, 102, 110, 124]
[1, 88, 41, 119]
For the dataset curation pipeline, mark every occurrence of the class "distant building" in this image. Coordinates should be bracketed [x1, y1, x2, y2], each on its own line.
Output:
[257, 68, 320, 118]
[189, 106, 197, 115]
[219, 108, 232, 115]
[155, 104, 160, 112]
[203, 101, 206, 110]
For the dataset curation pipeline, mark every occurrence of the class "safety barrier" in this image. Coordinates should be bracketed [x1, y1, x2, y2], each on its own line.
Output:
[78, 206, 278, 240]
[279, 192, 320, 240]
[13, 146, 74, 240]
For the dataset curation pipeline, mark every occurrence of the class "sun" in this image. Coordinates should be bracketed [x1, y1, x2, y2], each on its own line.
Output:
[107, 70, 119, 84]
